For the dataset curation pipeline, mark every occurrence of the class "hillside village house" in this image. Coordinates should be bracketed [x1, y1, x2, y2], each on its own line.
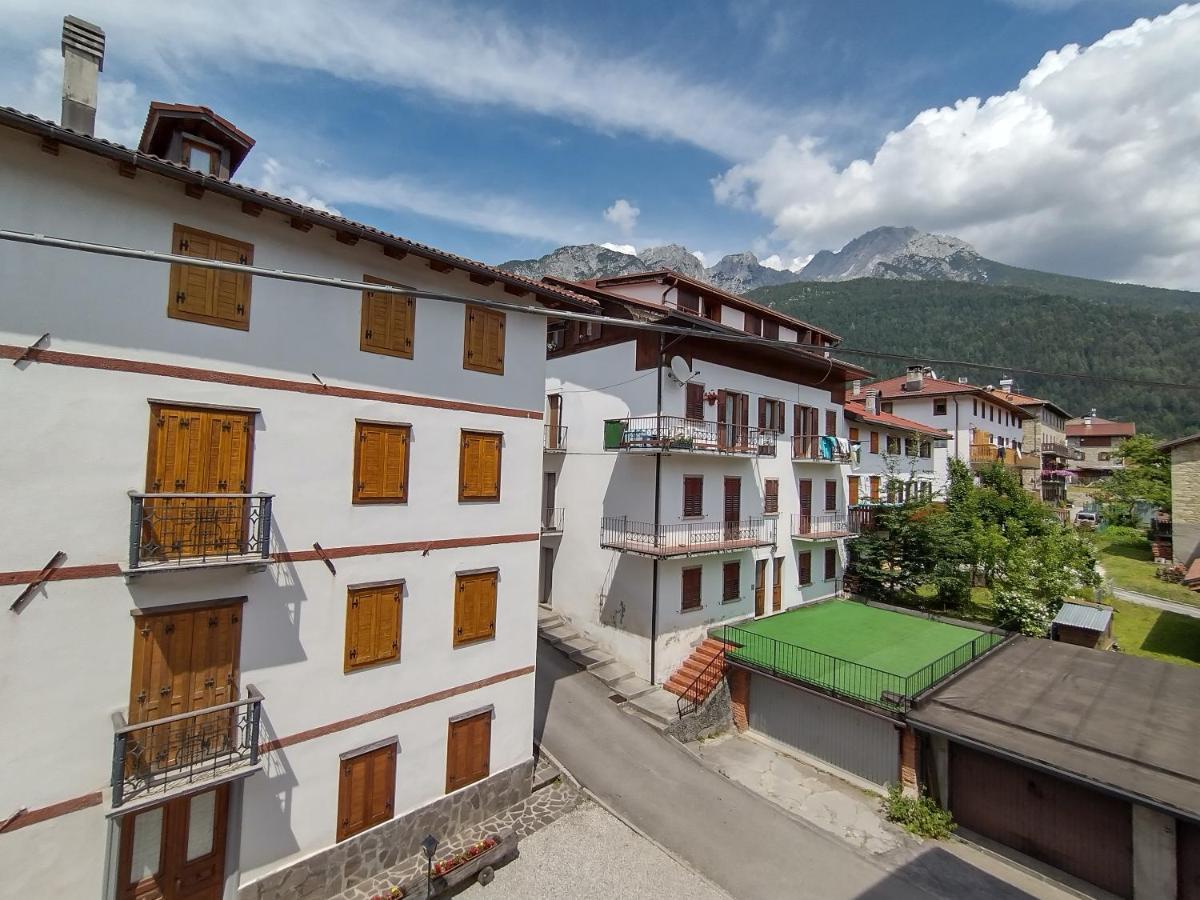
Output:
[1004, 385, 1075, 503]
[866, 368, 1034, 495]
[0, 22, 597, 900]
[1067, 412, 1137, 483]
[538, 272, 870, 691]
[843, 386, 949, 506]
[1157, 433, 1200, 585]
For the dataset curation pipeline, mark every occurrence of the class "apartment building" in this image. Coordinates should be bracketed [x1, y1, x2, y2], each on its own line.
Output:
[0, 26, 595, 900]
[539, 273, 869, 685]
[1067, 412, 1136, 483]
[1001, 382, 1075, 503]
[867, 367, 1034, 494]
[844, 388, 949, 503]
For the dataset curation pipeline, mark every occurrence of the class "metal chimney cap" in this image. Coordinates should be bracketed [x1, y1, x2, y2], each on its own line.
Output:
[62, 15, 105, 71]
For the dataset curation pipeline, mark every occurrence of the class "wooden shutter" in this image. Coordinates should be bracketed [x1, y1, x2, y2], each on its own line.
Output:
[758, 397, 768, 429]
[682, 475, 703, 517]
[723, 477, 741, 522]
[744, 312, 761, 336]
[459, 431, 502, 501]
[722, 561, 740, 602]
[825, 410, 837, 436]
[849, 426, 859, 442]
[463, 306, 505, 374]
[168, 224, 252, 330]
[337, 743, 396, 842]
[797, 551, 812, 585]
[360, 276, 415, 359]
[848, 476, 860, 506]
[870, 476, 881, 501]
[686, 382, 705, 420]
[344, 584, 402, 672]
[772, 557, 783, 611]
[454, 571, 498, 646]
[774, 400, 785, 431]
[824, 547, 837, 581]
[825, 480, 837, 512]
[354, 422, 410, 503]
[807, 407, 819, 439]
[797, 478, 812, 508]
[870, 431, 879, 454]
[764, 478, 779, 514]
[681, 566, 702, 611]
[763, 319, 779, 340]
[446, 711, 492, 793]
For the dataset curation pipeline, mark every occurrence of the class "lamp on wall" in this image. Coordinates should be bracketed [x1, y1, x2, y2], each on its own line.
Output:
[422, 834, 439, 896]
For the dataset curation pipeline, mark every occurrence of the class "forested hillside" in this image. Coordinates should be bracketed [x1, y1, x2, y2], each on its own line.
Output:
[748, 279, 1200, 439]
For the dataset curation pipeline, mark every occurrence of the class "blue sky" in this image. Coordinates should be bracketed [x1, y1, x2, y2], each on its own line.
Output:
[2, 1, 1197, 287]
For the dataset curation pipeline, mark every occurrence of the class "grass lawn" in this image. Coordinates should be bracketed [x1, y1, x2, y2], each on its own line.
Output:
[913, 584, 995, 625]
[1109, 598, 1200, 669]
[1092, 529, 1200, 607]
[724, 601, 1003, 706]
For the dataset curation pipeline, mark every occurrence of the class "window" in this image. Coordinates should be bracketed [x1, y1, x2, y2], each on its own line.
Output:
[459, 431, 502, 501]
[824, 480, 837, 512]
[1098, 452, 1111, 461]
[337, 742, 396, 842]
[869, 431, 879, 454]
[722, 561, 740, 602]
[446, 710, 491, 793]
[919, 440, 932, 459]
[973, 398, 978, 416]
[182, 138, 219, 175]
[886, 434, 901, 455]
[168, 224, 252, 330]
[797, 551, 812, 585]
[344, 582, 402, 672]
[881, 401, 894, 414]
[989, 406, 995, 422]
[678, 290, 700, 314]
[870, 476, 881, 502]
[905, 437, 918, 457]
[824, 547, 837, 582]
[763, 478, 779, 515]
[463, 305, 505, 374]
[546, 320, 566, 352]
[743, 312, 762, 336]
[825, 410, 837, 436]
[360, 276, 415, 359]
[681, 566, 703, 611]
[758, 398, 785, 432]
[704, 299, 721, 321]
[848, 475, 860, 506]
[686, 382, 706, 420]
[683, 475, 704, 517]
[848, 426, 859, 442]
[934, 398, 947, 416]
[454, 570, 497, 646]
[353, 422, 410, 504]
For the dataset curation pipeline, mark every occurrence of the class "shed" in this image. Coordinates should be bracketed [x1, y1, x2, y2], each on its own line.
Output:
[1050, 601, 1114, 650]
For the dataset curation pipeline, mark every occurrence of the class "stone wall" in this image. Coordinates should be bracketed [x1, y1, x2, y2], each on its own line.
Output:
[666, 679, 732, 744]
[239, 758, 533, 900]
[1172, 442, 1200, 564]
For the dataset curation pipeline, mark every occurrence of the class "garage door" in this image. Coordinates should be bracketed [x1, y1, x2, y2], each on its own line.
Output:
[949, 743, 1132, 898]
[747, 672, 899, 786]
[1181, 819, 1200, 900]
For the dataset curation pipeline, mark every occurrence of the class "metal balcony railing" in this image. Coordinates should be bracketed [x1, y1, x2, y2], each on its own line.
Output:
[600, 516, 776, 557]
[541, 507, 565, 532]
[792, 434, 850, 463]
[544, 424, 568, 452]
[111, 686, 263, 807]
[128, 492, 273, 570]
[603, 416, 777, 457]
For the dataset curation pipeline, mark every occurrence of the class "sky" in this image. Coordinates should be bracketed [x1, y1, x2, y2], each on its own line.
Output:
[1, 0, 1197, 289]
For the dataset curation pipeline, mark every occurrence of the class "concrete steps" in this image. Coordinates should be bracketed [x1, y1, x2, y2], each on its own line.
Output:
[536, 606, 654, 702]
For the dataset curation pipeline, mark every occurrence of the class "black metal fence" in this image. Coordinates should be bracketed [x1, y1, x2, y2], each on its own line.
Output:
[111, 686, 263, 807]
[544, 424, 568, 451]
[604, 415, 777, 456]
[677, 649, 726, 719]
[600, 516, 776, 556]
[128, 492, 273, 569]
[792, 434, 851, 462]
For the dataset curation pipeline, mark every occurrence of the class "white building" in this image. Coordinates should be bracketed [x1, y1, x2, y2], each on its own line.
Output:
[538, 273, 870, 690]
[866, 368, 1034, 494]
[0, 26, 595, 900]
[843, 391, 949, 504]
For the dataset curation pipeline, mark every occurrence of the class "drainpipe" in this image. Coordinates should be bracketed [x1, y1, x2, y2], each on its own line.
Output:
[650, 332, 664, 685]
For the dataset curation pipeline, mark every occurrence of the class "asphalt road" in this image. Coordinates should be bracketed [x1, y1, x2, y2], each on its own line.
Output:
[535, 640, 1040, 900]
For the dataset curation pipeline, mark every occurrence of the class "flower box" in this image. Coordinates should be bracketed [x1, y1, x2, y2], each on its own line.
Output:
[427, 828, 517, 895]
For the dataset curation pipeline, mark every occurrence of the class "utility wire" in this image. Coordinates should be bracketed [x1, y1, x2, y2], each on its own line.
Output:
[2, 228, 1197, 393]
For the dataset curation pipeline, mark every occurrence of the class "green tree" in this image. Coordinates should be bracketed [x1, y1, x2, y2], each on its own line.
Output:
[1092, 434, 1171, 524]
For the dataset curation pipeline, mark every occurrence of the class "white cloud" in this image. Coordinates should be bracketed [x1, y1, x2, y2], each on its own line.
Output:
[601, 242, 637, 256]
[759, 254, 786, 270]
[258, 158, 341, 215]
[713, 5, 1200, 288]
[602, 198, 640, 236]
[690, 250, 708, 266]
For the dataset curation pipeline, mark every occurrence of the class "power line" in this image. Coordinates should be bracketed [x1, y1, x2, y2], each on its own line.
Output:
[3, 228, 1197, 393]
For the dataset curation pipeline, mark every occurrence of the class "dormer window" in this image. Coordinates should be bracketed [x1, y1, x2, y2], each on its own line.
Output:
[139, 101, 255, 180]
[182, 137, 220, 175]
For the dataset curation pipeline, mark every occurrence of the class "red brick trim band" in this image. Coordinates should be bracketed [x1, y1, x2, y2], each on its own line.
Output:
[0, 533, 539, 586]
[0, 345, 543, 421]
[0, 792, 103, 834]
[261, 665, 535, 752]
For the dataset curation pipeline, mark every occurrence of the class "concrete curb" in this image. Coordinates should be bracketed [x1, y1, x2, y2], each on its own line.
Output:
[947, 831, 1105, 900]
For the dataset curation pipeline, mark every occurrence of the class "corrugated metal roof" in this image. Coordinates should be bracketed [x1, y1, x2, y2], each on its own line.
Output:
[1052, 602, 1112, 632]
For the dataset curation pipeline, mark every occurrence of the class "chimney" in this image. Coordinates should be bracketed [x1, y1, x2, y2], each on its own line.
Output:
[999, 377, 1014, 394]
[850, 379, 862, 397]
[957, 376, 969, 384]
[1084, 408, 1096, 425]
[864, 389, 879, 415]
[903, 365, 924, 392]
[60, 16, 105, 136]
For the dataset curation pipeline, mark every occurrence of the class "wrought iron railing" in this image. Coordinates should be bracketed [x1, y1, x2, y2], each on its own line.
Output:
[544, 424, 568, 452]
[128, 492, 273, 570]
[600, 516, 776, 556]
[603, 416, 777, 456]
[721, 620, 1012, 712]
[677, 647, 727, 719]
[541, 507, 565, 532]
[791, 511, 857, 539]
[111, 686, 263, 807]
[792, 434, 850, 462]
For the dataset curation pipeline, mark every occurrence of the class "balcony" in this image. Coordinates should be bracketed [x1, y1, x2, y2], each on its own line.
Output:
[127, 492, 273, 576]
[968, 446, 1036, 469]
[792, 434, 850, 464]
[541, 507, 564, 534]
[603, 416, 777, 457]
[600, 515, 776, 558]
[111, 686, 264, 808]
[544, 424, 567, 452]
[791, 507, 872, 541]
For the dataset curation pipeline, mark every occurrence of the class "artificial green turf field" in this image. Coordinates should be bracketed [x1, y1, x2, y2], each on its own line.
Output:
[723, 601, 1002, 703]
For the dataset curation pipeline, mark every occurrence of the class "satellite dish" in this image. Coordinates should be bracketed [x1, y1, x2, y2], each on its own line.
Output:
[668, 356, 693, 385]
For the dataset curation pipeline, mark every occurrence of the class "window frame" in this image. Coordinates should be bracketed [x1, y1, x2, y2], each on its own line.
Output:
[352, 420, 411, 505]
[824, 479, 837, 513]
[682, 475, 704, 518]
[462, 305, 506, 375]
[458, 429, 503, 502]
[681, 566, 703, 611]
[686, 382, 706, 420]
[933, 398, 948, 416]
[763, 478, 779, 515]
[797, 550, 812, 586]
[181, 137, 221, 175]
[823, 547, 837, 582]
[722, 561, 741, 603]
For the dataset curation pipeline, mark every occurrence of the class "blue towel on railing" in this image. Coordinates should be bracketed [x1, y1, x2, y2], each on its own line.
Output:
[819, 434, 836, 460]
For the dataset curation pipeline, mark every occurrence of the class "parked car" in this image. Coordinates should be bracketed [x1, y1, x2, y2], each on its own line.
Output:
[1075, 510, 1098, 528]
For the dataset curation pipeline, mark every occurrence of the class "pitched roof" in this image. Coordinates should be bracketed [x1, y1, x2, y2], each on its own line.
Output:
[1002, 390, 1073, 420]
[1066, 417, 1136, 438]
[0, 106, 597, 313]
[868, 374, 1033, 418]
[843, 400, 950, 438]
[1157, 432, 1200, 452]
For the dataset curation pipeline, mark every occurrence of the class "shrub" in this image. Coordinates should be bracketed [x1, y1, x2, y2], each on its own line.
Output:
[882, 784, 956, 840]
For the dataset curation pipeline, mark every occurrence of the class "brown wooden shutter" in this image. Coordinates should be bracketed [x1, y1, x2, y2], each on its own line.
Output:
[807, 407, 819, 439]
[723, 477, 741, 522]
[168, 224, 252, 330]
[459, 431, 502, 501]
[849, 426, 859, 442]
[454, 571, 498, 646]
[686, 382, 705, 420]
[716, 390, 727, 427]
[797, 478, 812, 508]
[824, 547, 837, 581]
[764, 478, 779, 514]
[446, 711, 492, 793]
[772, 557, 783, 611]
[870, 476, 881, 501]
[870, 431, 879, 454]
[682, 475, 703, 517]
[337, 743, 396, 842]
[361, 276, 415, 359]
[825, 480, 837, 512]
[722, 561, 740, 602]
[681, 566, 702, 610]
[774, 400, 785, 431]
[848, 476, 860, 506]
[344, 584, 402, 672]
[797, 551, 812, 585]
[463, 306, 505, 374]
[825, 410, 837, 436]
[354, 423, 410, 503]
[758, 397, 767, 429]
[763, 319, 779, 340]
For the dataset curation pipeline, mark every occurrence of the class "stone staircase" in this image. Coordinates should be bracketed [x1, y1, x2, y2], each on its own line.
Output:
[537, 607, 655, 701]
[663, 637, 728, 706]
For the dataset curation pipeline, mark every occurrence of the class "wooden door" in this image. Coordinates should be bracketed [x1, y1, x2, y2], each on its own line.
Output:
[446, 711, 492, 793]
[546, 395, 562, 449]
[797, 479, 812, 532]
[754, 559, 767, 617]
[723, 477, 741, 539]
[772, 557, 783, 612]
[117, 785, 229, 900]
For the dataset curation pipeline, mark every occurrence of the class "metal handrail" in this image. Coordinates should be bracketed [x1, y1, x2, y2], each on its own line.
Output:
[600, 516, 776, 556]
[541, 507, 565, 532]
[677, 647, 726, 719]
[604, 415, 777, 457]
[128, 491, 273, 569]
[544, 424, 568, 451]
[791, 511, 856, 538]
[112, 685, 264, 735]
[792, 434, 850, 462]
[128, 491, 275, 499]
